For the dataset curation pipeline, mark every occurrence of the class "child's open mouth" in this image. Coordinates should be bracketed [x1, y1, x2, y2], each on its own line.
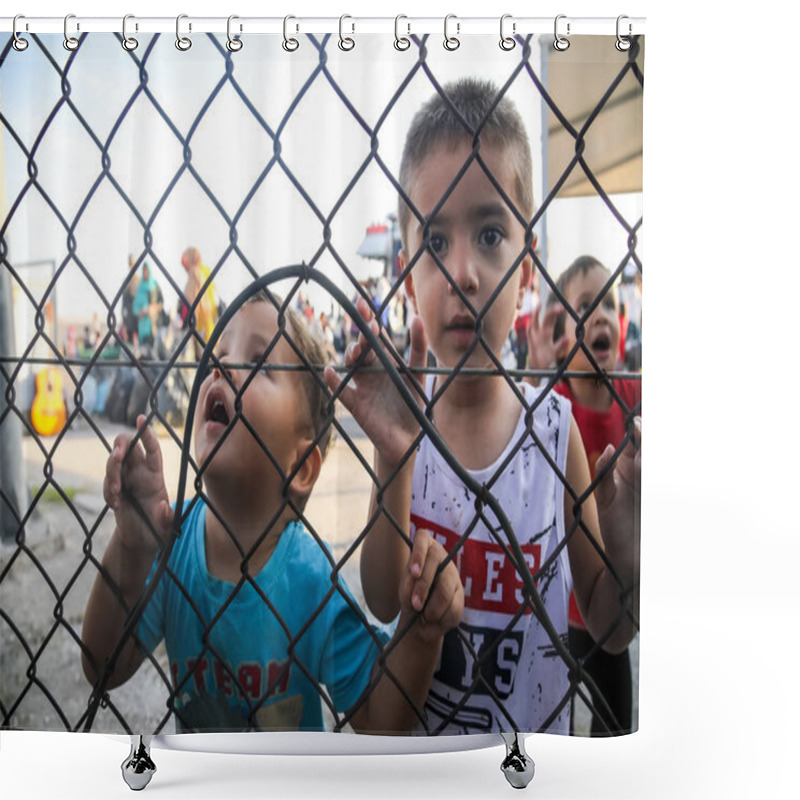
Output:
[204, 386, 231, 428]
[589, 332, 613, 363]
[210, 400, 229, 425]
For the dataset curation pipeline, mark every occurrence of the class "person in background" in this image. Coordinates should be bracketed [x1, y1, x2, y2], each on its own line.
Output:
[527, 254, 641, 735]
[513, 268, 536, 371]
[132, 262, 160, 350]
[179, 247, 218, 359]
[316, 311, 338, 363]
[121, 253, 140, 345]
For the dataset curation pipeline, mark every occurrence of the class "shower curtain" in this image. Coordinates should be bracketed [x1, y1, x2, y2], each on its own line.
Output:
[0, 17, 643, 741]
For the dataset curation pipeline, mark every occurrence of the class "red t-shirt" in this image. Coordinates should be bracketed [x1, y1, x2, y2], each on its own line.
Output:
[554, 379, 642, 628]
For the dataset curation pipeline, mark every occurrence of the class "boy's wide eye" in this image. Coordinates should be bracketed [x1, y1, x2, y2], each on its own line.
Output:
[478, 227, 503, 248]
[428, 233, 447, 255]
[252, 354, 272, 377]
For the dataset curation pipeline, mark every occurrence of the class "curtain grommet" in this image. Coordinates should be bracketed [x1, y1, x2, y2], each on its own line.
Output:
[175, 14, 192, 51]
[499, 14, 516, 51]
[444, 14, 460, 51]
[122, 14, 139, 51]
[63, 14, 79, 51]
[13, 14, 29, 51]
[338, 15, 355, 51]
[282, 15, 299, 52]
[554, 14, 570, 51]
[226, 15, 243, 52]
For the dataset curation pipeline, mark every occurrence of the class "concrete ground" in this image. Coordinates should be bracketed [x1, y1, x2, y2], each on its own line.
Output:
[1, 412, 637, 736]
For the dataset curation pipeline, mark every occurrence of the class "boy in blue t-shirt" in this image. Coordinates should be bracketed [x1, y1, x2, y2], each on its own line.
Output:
[82, 290, 463, 733]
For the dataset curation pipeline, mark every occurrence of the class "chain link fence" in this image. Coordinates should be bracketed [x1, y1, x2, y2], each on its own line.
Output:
[1, 29, 642, 737]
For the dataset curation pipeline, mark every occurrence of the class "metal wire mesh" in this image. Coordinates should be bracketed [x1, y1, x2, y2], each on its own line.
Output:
[0, 30, 642, 736]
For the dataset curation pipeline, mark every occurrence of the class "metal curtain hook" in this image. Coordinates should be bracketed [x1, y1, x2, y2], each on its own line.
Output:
[444, 14, 460, 51]
[122, 14, 139, 51]
[394, 14, 410, 51]
[13, 14, 29, 51]
[175, 13, 192, 51]
[499, 14, 516, 51]
[282, 15, 299, 52]
[616, 15, 632, 51]
[227, 15, 243, 52]
[554, 14, 570, 51]
[338, 14, 355, 51]
[63, 14, 79, 51]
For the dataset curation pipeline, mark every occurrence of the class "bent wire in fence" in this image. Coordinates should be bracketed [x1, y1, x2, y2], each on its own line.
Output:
[1, 30, 643, 737]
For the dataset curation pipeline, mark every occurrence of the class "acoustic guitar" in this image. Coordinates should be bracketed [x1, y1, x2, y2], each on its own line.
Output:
[30, 366, 67, 437]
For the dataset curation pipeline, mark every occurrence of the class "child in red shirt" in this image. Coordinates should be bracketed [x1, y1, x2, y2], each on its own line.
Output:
[527, 255, 641, 735]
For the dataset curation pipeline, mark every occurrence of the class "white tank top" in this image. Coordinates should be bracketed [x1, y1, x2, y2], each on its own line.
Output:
[410, 379, 573, 734]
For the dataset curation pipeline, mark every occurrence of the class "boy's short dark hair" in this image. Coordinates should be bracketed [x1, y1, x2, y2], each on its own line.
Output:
[552, 255, 610, 304]
[547, 257, 612, 344]
[398, 78, 534, 247]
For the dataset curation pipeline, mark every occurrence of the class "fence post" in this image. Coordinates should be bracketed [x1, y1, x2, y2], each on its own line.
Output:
[0, 265, 27, 543]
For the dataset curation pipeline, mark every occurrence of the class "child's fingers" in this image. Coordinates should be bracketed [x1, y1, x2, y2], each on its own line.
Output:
[594, 443, 618, 510]
[525, 307, 539, 339]
[407, 531, 446, 614]
[553, 334, 570, 362]
[103, 434, 130, 507]
[355, 295, 375, 323]
[615, 417, 641, 461]
[623, 417, 642, 485]
[136, 415, 163, 473]
[344, 329, 380, 370]
[401, 533, 430, 614]
[345, 339, 373, 368]
[530, 304, 558, 343]
[408, 528, 430, 582]
[407, 316, 428, 373]
[343, 340, 360, 369]
[323, 365, 358, 414]
[103, 470, 119, 510]
[323, 364, 342, 394]
[631, 416, 642, 449]
[418, 559, 462, 630]
[595, 442, 616, 478]
[542, 303, 565, 330]
[353, 297, 381, 359]
[156, 499, 175, 540]
[406, 534, 463, 630]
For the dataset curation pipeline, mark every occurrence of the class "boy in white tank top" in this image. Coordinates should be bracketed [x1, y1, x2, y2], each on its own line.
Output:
[325, 79, 641, 735]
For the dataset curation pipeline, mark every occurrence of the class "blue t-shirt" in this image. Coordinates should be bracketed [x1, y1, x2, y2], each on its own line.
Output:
[137, 499, 385, 732]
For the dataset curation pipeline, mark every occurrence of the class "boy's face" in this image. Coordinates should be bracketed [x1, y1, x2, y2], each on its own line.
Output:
[401, 141, 532, 370]
[562, 266, 621, 373]
[194, 301, 313, 498]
